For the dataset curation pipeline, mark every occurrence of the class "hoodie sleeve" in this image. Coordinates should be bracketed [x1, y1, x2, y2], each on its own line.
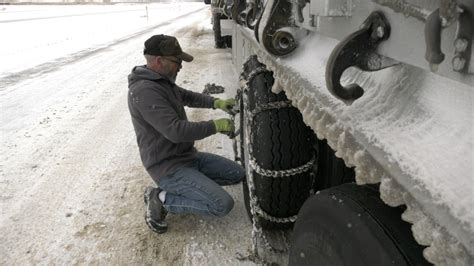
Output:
[133, 82, 217, 143]
[176, 85, 215, 108]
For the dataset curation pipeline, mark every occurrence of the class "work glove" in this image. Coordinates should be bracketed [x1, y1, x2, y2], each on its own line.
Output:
[213, 118, 234, 135]
[214, 98, 236, 114]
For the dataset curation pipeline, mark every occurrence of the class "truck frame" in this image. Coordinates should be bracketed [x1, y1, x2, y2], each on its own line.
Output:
[209, 0, 473, 265]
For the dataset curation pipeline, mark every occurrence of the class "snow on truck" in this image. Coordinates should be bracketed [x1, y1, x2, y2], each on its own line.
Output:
[208, 0, 473, 265]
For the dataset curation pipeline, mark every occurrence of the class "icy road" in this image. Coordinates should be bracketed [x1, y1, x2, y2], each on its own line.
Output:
[0, 3, 256, 264]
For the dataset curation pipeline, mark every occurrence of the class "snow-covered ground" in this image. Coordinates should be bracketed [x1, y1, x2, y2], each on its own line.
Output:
[0, 3, 257, 264]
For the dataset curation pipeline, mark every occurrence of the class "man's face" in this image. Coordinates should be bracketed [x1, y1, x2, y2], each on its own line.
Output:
[161, 56, 182, 82]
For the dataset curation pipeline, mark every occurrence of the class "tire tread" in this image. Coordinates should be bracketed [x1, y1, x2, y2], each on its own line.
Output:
[245, 57, 314, 229]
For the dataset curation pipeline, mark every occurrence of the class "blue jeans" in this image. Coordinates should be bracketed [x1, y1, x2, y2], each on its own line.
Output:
[158, 152, 244, 217]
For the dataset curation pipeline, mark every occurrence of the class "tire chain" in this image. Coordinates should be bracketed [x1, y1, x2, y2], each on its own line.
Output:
[246, 99, 315, 221]
[250, 155, 315, 178]
[237, 62, 316, 256]
[241, 90, 290, 254]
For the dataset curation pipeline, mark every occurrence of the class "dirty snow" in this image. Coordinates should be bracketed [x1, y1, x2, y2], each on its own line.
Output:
[0, 3, 257, 265]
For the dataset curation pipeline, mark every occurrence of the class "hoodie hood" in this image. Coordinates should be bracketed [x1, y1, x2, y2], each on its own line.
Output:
[128, 65, 169, 87]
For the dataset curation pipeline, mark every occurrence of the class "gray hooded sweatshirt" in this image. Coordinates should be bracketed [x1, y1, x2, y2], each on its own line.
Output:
[127, 65, 216, 181]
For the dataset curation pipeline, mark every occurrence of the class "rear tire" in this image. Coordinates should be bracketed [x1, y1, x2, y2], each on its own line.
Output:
[289, 184, 429, 266]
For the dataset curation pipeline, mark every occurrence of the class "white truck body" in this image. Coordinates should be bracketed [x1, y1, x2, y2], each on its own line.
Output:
[215, 0, 473, 264]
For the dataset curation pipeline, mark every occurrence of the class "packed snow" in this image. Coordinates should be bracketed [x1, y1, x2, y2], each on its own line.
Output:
[0, 3, 258, 265]
[0, 3, 204, 77]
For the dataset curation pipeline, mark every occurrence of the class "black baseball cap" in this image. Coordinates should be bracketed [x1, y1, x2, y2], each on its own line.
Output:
[143, 34, 194, 62]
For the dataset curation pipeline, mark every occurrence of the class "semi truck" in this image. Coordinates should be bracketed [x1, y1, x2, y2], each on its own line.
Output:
[209, 0, 473, 265]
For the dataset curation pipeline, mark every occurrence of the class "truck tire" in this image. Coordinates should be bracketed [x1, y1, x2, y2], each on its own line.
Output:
[241, 56, 315, 229]
[237, 89, 253, 221]
[204, 0, 210, 5]
[289, 184, 429, 266]
[212, 12, 226, 48]
[224, 35, 232, 48]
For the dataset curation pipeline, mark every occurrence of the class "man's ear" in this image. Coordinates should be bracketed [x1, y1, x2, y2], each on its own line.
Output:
[156, 56, 163, 66]
[155, 57, 167, 70]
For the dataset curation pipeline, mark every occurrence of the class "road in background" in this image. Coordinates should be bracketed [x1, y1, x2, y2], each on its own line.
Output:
[0, 4, 257, 265]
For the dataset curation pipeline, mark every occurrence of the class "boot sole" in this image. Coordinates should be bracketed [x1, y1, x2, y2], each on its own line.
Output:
[144, 187, 168, 234]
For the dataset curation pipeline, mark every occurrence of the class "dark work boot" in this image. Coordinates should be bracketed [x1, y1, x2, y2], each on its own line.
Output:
[144, 186, 168, 234]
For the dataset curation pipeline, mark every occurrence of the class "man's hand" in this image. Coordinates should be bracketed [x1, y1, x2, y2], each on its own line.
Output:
[213, 118, 234, 134]
[214, 98, 236, 114]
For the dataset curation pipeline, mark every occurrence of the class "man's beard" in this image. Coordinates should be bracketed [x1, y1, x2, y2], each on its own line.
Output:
[164, 65, 178, 83]
[169, 72, 177, 83]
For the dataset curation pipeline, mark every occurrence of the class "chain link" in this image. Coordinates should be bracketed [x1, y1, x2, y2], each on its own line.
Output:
[254, 204, 298, 223]
[237, 66, 263, 255]
[251, 100, 292, 117]
[250, 155, 315, 178]
[246, 66, 268, 87]
[245, 96, 314, 222]
[246, 96, 315, 179]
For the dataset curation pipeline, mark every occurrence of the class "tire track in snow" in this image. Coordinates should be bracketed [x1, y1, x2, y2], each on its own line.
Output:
[0, 6, 176, 23]
[0, 7, 206, 91]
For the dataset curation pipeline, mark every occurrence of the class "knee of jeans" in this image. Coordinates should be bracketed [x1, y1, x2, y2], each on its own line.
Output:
[212, 194, 234, 217]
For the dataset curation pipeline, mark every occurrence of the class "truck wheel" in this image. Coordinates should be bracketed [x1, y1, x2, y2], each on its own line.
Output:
[241, 56, 315, 229]
[204, 0, 210, 5]
[213, 12, 226, 48]
[289, 184, 429, 266]
[224, 35, 232, 48]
